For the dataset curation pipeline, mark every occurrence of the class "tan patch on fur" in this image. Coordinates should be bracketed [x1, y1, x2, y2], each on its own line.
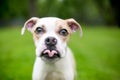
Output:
[55, 20, 72, 42]
[31, 25, 46, 42]
[33, 33, 40, 41]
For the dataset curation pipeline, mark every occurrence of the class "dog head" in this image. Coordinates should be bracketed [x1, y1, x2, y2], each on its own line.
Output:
[21, 17, 82, 63]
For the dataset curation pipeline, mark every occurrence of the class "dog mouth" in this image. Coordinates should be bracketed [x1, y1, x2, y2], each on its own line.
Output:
[40, 49, 60, 59]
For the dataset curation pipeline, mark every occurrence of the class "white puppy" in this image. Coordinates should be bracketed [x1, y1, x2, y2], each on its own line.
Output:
[21, 17, 82, 80]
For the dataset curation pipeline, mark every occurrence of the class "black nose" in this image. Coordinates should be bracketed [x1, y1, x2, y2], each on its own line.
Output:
[45, 37, 57, 46]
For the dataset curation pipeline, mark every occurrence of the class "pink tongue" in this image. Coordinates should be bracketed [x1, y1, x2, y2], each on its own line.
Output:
[43, 50, 57, 57]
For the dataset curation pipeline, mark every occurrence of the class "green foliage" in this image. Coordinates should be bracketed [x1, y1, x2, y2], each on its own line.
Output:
[0, 0, 29, 20]
[0, 0, 115, 25]
[0, 27, 35, 80]
[0, 27, 120, 80]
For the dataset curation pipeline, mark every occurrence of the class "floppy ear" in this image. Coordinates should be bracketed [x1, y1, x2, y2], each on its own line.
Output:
[21, 17, 39, 35]
[65, 18, 83, 37]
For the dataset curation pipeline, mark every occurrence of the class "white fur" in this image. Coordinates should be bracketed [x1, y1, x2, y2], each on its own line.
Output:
[33, 47, 75, 80]
[35, 18, 67, 58]
[21, 17, 82, 80]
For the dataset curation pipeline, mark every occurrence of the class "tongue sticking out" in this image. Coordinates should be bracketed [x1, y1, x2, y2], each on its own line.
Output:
[43, 50, 57, 57]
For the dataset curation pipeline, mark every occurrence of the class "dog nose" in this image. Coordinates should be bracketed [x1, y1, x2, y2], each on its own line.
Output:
[45, 37, 57, 46]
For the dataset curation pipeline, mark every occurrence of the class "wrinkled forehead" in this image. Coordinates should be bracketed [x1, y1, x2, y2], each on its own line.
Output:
[35, 17, 66, 31]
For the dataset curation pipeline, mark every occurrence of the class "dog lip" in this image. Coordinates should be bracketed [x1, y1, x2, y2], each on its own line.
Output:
[40, 49, 60, 59]
[43, 50, 57, 57]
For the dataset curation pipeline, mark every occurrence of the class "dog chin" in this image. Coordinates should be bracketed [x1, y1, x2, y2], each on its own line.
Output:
[40, 49, 61, 63]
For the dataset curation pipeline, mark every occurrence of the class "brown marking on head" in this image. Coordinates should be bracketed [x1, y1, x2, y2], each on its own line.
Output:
[32, 25, 46, 42]
[21, 17, 47, 42]
[21, 17, 82, 43]
[55, 19, 72, 43]
[55, 18, 82, 42]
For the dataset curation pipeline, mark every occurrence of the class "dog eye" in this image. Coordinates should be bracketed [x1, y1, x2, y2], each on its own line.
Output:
[59, 29, 68, 36]
[35, 27, 44, 34]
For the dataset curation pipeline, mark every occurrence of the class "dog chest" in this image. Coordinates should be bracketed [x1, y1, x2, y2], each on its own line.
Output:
[45, 71, 65, 80]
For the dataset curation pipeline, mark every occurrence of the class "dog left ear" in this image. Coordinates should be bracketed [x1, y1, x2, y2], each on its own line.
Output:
[65, 18, 83, 37]
[21, 17, 39, 35]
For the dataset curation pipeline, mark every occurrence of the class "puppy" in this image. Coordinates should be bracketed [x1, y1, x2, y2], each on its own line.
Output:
[21, 17, 82, 80]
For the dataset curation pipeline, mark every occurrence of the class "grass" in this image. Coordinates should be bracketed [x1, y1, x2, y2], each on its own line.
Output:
[0, 27, 120, 80]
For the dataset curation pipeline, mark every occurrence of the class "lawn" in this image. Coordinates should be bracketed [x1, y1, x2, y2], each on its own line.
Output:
[0, 27, 120, 80]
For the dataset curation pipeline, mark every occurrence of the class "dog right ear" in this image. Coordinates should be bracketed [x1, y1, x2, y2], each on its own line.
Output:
[65, 18, 83, 37]
[21, 17, 39, 35]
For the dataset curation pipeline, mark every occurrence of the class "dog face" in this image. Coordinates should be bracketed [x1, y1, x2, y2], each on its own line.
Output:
[21, 17, 82, 63]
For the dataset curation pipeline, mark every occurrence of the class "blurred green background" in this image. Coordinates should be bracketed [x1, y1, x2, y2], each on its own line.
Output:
[0, 0, 120, 80]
